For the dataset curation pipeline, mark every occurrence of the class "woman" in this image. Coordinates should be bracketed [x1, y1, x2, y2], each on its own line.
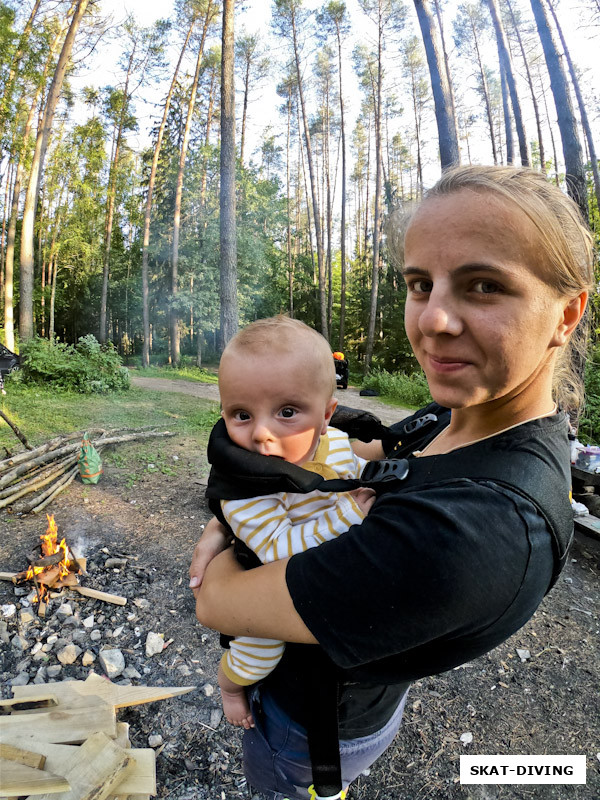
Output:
[190, 166, 593, 800]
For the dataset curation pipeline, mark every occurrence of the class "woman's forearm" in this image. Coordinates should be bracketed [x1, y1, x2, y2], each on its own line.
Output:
[194, 548, 318, 644]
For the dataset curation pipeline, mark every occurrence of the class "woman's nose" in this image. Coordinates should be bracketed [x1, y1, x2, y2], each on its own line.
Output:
[418, 290, 463, 337]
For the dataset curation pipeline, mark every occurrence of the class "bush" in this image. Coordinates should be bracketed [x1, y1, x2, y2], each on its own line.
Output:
[579, 346, 600, 443]
[361, 369, 431, 408]
[19, 336, 129, 393]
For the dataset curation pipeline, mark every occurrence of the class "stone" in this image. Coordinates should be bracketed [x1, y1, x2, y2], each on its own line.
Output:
[31, 642, 43, 655]
[57, 603, 73, 617]
[105, 558, 127, 569]
[33, 666, 47, 683]
[46, 664, 62, 678]
[516, 648, 531, 662]
[209, 708, 223, 729]
[46, 634, 58, 645]
[177, 664, 192, 677]
[82, 651, 96, 666]
[11, 634, 29, 651]
[82, 615, 95, 628]
[11, 672, 30, 686]
[42, 641, 54, 652]
[20, 610, 35, 625]
[61, 617, 80, 628]
[112, 626, 124, 638]
[202, 683, 215, 698]
[123, 666, 142, 679]
[16, 657, 31, 672]
[145, 632, 164, 657]
[57, 644, 82, 665]
[0, 621, 10, 644]
[1, 603, 16, 618]
[148, 734, 163, 747]
[134, 598, 150, 610]
[90, 629, 102, 642]
[72, 630, 87, 645]
[99, 648, 125, 678]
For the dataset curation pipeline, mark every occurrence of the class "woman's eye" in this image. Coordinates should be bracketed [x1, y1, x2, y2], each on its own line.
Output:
[408, 279, 432, 294]
[473, 280, 501, 294]
[280, 407, 297, 418]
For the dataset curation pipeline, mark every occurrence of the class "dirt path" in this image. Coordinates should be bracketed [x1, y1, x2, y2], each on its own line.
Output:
[130, 376, 410, 427]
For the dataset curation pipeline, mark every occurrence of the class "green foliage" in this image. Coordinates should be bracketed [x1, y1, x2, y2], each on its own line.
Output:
[361, 368, 431, 408]
[19, 335, 130, 393]
[135, 364, 219, 383]
[579, 347, 600, 444]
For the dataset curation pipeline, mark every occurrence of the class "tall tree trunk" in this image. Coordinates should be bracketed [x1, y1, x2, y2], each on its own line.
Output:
[433, 0, 457, 134]
[0, 0, 42, 139]
[468, 13, 497, 164]
[240, 57, 250, 165]
[100, 48, 136, 344]
[413, 0, 460, 169]
[335, 19, 347, 350]
[486, 0, 529, 166]
[285, 89, 294, 317]
[505, 0, 546, 171]
[141, 13, 196, 368]
[500, 62, 515, 164]
[546, 0, 600, 207]
[365, 10, 384, 371]
[529, 0, 587, 218]
[219, 0, 238, 349]
[172, 3, 214, 365]
[19, 0, 90, 340]
[290, 6, 326, 339]
[539, 72, 560, 185]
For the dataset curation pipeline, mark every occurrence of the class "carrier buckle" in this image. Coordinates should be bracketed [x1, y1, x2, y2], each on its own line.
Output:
[402, 413, 438, 436]
[361, 458, 409, 485]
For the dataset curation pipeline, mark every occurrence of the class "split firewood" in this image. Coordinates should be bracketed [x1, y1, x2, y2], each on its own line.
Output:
[0, 699, 116, 744]
[0, 740, 157, 797]
[0, 694, 58, 714]
[26, 732, 134, 800]
[12, 674, 195, 711]
[71, 586, 127, 605]
[0, 758, 71, 796]
[0, 571, 17, 581]
[0, 742, 46, 769]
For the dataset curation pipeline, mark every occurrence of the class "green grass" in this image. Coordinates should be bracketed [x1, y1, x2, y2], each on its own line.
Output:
[361, 369, 432, 410]
[0, 383, 220, 450]
[131, 365, 219, 384]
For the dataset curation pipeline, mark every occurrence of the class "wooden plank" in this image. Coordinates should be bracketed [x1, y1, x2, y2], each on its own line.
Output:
[0, 703, 116, 744]
[0, 741, 155, 795]
[574, 512, 600, 541]
[0, 571, 17, 581]
[13, 675, 195, 710]
[0, 695, 58, 714]
[26, 732, 133, 800]
[114, 723, 130, 749]
[0, 758, 70, 796]
[72, 586, 127, 605]
[0, 742, 46, 768]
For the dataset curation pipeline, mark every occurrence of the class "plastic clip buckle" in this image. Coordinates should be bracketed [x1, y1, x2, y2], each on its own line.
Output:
[361, 458, 409, 485]
[402, 413, 438, 436]
[308, 785, 347, 800]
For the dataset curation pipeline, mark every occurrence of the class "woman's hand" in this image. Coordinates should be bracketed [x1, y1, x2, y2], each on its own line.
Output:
[189, 517, 231, 597]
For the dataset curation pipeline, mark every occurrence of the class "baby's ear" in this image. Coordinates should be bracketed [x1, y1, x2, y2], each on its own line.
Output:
[322, 397, 338, 433]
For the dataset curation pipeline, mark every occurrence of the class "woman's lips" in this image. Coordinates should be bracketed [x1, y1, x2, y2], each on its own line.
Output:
[427, 354, 471, 373]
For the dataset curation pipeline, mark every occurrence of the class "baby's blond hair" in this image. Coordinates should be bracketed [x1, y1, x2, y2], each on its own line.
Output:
[220, 316, 336, 396]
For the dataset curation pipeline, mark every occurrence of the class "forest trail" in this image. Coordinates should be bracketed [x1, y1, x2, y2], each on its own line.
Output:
[130, 375, 411, 427]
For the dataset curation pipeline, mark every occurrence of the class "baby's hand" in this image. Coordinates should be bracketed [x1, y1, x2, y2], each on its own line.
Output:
[348, 487, 376, 515]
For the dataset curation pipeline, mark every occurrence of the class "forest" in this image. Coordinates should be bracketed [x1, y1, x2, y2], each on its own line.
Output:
[0, 0, 599, 393]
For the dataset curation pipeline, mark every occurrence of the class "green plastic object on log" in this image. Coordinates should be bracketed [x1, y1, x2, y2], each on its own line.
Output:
[78, 432, 103, 484]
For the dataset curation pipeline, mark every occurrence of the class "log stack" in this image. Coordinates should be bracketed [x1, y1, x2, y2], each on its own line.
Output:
[0, 428, 175, 515]
[0, 672, 195, 799]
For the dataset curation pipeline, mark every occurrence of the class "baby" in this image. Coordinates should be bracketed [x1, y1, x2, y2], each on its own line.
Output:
[214, 316, 375, 728]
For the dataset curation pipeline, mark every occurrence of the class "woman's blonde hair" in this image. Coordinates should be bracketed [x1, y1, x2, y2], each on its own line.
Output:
[388, 165, 595, 413]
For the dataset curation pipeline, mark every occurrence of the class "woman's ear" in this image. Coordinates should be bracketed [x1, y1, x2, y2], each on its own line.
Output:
[321, 397, 338, 434]
[551, 291, 588, 347]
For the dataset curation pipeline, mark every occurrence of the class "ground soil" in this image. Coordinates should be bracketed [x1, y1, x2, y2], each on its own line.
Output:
[1, 378, 598, 800]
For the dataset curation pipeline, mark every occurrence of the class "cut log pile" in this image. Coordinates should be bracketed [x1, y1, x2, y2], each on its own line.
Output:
[0, 428, 175, 515]
[0, 672, 195, 799]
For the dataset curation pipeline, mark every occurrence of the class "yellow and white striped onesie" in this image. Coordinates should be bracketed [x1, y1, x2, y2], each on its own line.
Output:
[219, 426, 367, 687]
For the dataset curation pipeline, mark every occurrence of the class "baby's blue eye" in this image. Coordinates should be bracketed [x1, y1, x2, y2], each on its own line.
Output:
[280, 407, 296, 418]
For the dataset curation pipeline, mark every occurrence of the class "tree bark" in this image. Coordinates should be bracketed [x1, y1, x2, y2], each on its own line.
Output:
[219, 0, 238, 349]
[486, 0, 529, 166]
[141, 13, 196, 368]
[19, 0, 90, 340]
[413, 0, 460, 169]
[172, 3, 215, 365]
[529, 0, 587, 218]
[500, 62, 514, 164]
[334, 16, 347, 350]
[546, 0, 600, 207]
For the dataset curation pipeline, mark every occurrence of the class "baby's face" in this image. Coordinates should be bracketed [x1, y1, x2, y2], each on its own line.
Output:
[219, 350, 337, 465]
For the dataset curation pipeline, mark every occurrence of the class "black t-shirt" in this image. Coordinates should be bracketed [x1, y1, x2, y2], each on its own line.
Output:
[276, 406, 567, 737]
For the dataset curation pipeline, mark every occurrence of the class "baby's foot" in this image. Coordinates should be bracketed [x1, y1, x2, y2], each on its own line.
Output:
[220, 688, 255, 729]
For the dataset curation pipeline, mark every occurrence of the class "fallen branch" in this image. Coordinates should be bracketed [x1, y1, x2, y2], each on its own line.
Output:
[0, 454, 77, 509]
[0, 408, 33, 451]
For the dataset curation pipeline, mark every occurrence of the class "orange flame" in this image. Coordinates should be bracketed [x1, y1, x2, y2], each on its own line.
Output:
[26, 515, 75, 602]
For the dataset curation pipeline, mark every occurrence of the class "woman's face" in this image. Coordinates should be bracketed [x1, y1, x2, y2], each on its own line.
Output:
[403, 188, 584, 411]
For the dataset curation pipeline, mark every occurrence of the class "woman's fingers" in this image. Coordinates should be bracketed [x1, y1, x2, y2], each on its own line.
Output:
[189, 517, 230, 595]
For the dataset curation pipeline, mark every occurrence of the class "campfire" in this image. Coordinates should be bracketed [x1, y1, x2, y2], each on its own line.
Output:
[2, 514, 127, 615]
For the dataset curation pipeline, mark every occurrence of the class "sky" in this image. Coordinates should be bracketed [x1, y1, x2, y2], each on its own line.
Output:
[70, 0, 600, 185]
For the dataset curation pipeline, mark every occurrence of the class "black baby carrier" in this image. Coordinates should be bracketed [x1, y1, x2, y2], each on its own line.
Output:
[206, 405, 573, 799]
